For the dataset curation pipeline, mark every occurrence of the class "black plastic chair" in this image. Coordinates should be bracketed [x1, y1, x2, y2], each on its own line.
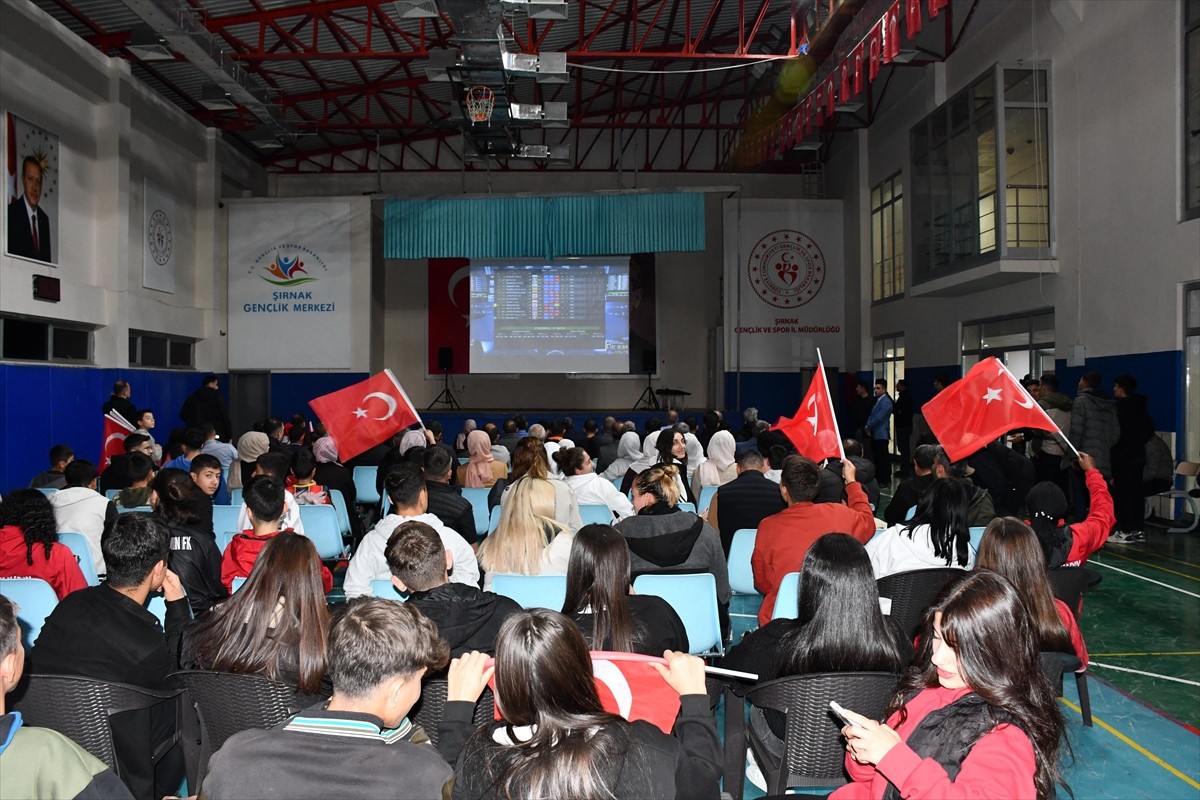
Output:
[410, 676, 496, 747]
[876, 568, 968, 638]
[722, 671, 900, 800]
[169, 670, 298, 792]
[1039, 651, 1091, 726]
[1047, 566, 1101, 618]
[9, 673, 185, 797]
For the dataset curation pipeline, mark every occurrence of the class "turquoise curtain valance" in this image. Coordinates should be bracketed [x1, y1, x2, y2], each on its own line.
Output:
[384, 192, 705, 260]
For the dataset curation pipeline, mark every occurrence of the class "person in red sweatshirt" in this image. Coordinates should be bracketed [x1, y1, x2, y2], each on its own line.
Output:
[0, 489, 87, 600]
[833, 571, 1068, 800]
[751, 455, 877, 625]
[1025, 452, 1114, 570]
[222, 477, 332, 593]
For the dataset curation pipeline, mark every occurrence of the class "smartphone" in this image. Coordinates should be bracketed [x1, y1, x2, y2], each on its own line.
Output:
[830, 700, 861, 728]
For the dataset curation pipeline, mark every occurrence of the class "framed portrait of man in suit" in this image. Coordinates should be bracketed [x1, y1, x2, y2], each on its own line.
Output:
[5, 112, 59, 267]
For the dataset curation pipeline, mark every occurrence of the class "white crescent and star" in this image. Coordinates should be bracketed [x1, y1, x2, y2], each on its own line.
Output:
[982, 387, 1002, 404]
[806, 392, 821, 434]
[354, 392, 398, 421]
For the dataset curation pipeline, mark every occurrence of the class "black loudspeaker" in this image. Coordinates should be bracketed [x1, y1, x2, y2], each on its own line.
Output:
[643, 348, 656, 373]
[438, 347, 453, 372]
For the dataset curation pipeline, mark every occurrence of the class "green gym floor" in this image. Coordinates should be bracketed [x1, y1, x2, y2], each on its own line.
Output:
[727, 484, 1200, 799]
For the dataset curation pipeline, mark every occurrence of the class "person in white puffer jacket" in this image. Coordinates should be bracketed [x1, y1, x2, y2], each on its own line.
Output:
[48, 460, 117, 576]
[556, 447, 635, 523]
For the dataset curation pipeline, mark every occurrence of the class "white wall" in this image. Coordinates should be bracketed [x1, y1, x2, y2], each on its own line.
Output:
[0, 0, 265, 372]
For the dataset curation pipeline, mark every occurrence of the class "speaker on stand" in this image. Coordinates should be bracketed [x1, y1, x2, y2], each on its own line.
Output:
[429, 347, 461, 410]
[633, 348, 660, 410]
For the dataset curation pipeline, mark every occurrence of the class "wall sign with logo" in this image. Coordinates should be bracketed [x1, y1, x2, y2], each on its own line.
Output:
[723, 199, 845, 371]
[227, 201, 355, 370]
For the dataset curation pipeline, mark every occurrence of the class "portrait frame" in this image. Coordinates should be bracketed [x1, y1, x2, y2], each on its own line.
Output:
[4, 111, 60, 267]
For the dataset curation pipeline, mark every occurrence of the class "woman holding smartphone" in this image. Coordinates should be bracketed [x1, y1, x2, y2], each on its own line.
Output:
[832, 571, 1067, 800]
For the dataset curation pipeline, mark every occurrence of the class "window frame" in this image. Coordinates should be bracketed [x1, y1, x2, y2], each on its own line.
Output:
[129, 329, 196, 370]
[0, 314, 94, 365]
[871, 172, 905, 302]
[872, 333, 905, 454]
[960, 310, 1055, 379]
[1185, 1, 1200, 220]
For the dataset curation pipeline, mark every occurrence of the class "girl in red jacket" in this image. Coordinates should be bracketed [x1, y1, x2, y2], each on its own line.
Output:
[0, 489, 86, 599]
[833, 571, 1067, 800]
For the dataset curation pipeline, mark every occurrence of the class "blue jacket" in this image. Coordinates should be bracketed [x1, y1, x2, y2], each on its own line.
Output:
[866, 394, 893, 440]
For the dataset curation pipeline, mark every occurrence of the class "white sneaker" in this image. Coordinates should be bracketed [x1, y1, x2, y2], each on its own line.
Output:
[1107, 530, 1144, 544]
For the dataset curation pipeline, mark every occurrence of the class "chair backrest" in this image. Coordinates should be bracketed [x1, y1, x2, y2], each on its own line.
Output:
[297, 504, 344, 559]
[371, 578, 408, 600]
[104, 489, 121, 501]
[492, 573, 567, 610]
[727, 528, 759, 595]
[771, 572, 800, 620]
[10, 673, 184, 778]
[35, 487, 57, 497]
[57, 531, 99, 586]
[352, 465, 381, 505]
[579, 503, 614, 527]
[146, 594, 167, 625]
[212, 505, 241, 537]
[1038, 651, 1083, 696]
[215, 530, 238, 555]
[410, 677, 495, 747]
[611, 476, 624, 492]
[904, 505, 916, 521]
[632, 572, 723, 655]
[229, 487, 243, 507]
[328, 489, 352, 536]
[697, 485, 718, 514]
[747, 671, 901, 787]
[1047, 567, 1100, 619]
[231, 577, 247, 592]
[117, 505, 153, 514]
[169, 670, 296, 792]
[876, 568, 967, 638]
[488, 505, 502, 533]
[461, 487, 491, 534]
[677, 501, 697, 514]
[968, 526, 985, 552]
[0, 577, 58, 647]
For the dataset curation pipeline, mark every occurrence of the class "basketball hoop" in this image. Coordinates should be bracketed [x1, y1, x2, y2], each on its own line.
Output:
[465, 85, 496, 125]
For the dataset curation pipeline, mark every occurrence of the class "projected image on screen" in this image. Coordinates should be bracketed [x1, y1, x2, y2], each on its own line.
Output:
[469, 260, 630, 373]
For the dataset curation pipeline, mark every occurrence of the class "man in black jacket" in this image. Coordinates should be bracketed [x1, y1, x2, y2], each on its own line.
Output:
[102, 380, 138, 426]
[422, 446, 478, 546]
[385, 521, 519, 657]
[179, 374, 231, 442]
[707, 448, 786, 556]
[32, 513, 190, 799]
[884, 444, 938, 525]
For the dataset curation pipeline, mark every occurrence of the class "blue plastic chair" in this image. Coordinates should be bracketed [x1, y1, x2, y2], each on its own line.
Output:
[488, 505, 502, 534]
[904, 505, 916, 521]
[231, 577, 247, 593]
[297, 505, 345, 560]
[352, 466, 381, 507]
[104, 489, 121, 501]
[492, 574, 567, 610]
[632, 573, 723, 656]
[146, 595, 167, 626]
[229, 487, 243, 507]
[969, 526, 985, 552]
[371, 579, 408, 600]
[697, 485, 718, 514]
[610, 476, 624, 492]
[727, 528, 759, 596]
[213, 505, 241, 536]
[35, 487, 57, 497]
[461, 488, 491, 535]
[329, 489, 353, 537]
[579, 503, 614, 527]
[215, 531, 238, 555]
[771, 572, 801, 620]
[117, 505, 153, 514]
[677, 502, 697, 514]
[57, 531, 99, 586]
[0, 578, 58, 647]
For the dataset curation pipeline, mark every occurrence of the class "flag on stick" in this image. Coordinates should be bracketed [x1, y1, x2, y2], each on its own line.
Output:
[770, 350, 844, 462]
[308, 370, 422, 462]
[921, 357, 1073, 462]
[101, 411, 136, 472]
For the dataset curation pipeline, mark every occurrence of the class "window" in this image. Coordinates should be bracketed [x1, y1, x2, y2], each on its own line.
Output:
[873, 334, 905, 453]
[129, 330, 195, 369]
[911, 65, 1051, 283]
[1185, 284, 1200, 462]
[0, 315, 92, 363]
[1186, 1, 1200, 219]
[871, 173, 905, 300]
[961, 310, 1054, 379]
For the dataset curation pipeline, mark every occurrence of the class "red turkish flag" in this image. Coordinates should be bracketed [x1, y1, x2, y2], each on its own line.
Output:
[883, 3, 901, 62]
[307, 370, 422, 462]
[485, 652, 682, 734]
[771, 367, 843, 462]
[868, 24, 883, 80]
[906, 0, 923, 36]
[101, 411, 136, 472]
[928, 0, 949, 19]
[921, 357, 1062, 462]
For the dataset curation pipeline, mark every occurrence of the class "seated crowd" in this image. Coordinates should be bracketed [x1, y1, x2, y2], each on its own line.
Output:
[0, 392, 1130, 799]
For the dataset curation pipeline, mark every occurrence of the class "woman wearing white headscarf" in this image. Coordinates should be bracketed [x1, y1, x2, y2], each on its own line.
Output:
[601, 430, 642, 481]
[619, 430, 661, 495]
[230, 431, 269, 489]
[692, 429, 737, 496]
[454, 419, 477, 454]
[397, 429, 430, 456]
[683, 433, 707, 483]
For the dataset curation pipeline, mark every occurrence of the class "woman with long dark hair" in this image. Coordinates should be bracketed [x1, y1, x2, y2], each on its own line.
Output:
[832, 571, 1068, 800]
[561, 524, 687, 654]
[558, 448, 635, 522]
[976, 517, 1086, 665]
[0, 489, 87, 599]
[152, 468, 227, 617]
[447, 609, 722, 799]
[181, 532, 330, 705]
[722, 533, 909, 737]
[866, 478, 973, 579]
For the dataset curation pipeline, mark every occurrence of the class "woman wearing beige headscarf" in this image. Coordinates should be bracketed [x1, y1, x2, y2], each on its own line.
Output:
[692, 429, 737, 496]
[230, 431, 269, 489]
[458, 429, 506, 488]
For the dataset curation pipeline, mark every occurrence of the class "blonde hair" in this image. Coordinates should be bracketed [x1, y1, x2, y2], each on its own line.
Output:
[633, 464, 682, 507]
[479, 476, 569, 575]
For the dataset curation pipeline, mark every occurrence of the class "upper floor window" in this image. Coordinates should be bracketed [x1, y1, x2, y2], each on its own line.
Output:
[129, 330, 194, 369]
[871, 173, 904, 301]
[911, 65, 1051, 284]
[1185, 0, 1200, 219]
[0, 314, 92, 363]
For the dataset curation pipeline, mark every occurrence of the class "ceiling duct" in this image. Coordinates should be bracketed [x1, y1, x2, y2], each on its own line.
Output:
[127, 24, 174, 61]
